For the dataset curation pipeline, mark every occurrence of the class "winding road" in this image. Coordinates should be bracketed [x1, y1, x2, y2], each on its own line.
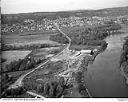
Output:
[8, 23, 71, 89]
[7, 23, 92, 98]
[54, 23, 71, 50]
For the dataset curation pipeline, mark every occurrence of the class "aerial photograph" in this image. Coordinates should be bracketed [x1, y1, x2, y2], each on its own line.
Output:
[1, 0, 128, 98]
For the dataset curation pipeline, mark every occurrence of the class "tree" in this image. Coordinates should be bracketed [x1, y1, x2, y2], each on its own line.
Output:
[2, 73, 9, 82]
[44, 83, 50, 96]
[76, 71, 83, 83]
[59, 77, 65, 87]
[120, 51, 127, 66]
[37, 84, 44, 93]
[4, 86, 25, 97]
[19, 63, 25, 71]
[55, 84, 63, 97]
[48, 82, 54, 97]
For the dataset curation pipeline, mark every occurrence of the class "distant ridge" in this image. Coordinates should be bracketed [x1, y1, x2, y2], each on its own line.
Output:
[2, 6, 128, 14]
[1, 6, 128, 24]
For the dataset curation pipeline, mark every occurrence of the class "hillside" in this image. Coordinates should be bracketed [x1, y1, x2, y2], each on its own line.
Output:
[1, 6, 128, 24]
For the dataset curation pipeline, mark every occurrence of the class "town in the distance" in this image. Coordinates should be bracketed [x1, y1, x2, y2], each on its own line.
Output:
[1, 6, 128, 98]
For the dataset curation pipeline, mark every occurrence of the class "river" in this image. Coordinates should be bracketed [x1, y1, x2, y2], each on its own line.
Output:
[85, 27, 128, 97]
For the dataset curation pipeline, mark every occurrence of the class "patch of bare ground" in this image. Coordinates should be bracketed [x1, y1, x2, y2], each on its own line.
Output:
[23, 47, 95, 97]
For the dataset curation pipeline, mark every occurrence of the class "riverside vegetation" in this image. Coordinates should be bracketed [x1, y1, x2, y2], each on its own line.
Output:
[1, 7, 127, 98]
[1, 21, 122, 98]
[50, 21, 121, 49]
[120, 36, 128, 85]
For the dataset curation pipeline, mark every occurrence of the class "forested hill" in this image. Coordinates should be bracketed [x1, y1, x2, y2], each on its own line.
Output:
[1, 6, 128, 24]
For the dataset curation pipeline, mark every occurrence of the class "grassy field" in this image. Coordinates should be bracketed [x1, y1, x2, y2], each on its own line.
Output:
[2, 50, 31, 64]
[1, 45, 64, 81]
[2, 32, 58, 46]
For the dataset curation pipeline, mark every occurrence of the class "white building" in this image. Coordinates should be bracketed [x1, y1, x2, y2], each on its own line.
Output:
[80, 50, 92, 54]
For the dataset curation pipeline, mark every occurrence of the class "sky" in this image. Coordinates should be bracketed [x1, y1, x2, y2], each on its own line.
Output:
[1, 0, 128, 14]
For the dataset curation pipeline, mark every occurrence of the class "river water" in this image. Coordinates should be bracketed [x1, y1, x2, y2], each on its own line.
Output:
[85, 30, 128, 97]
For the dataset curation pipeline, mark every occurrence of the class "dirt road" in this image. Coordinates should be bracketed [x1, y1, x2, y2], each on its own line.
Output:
[8, 23, 71, 89]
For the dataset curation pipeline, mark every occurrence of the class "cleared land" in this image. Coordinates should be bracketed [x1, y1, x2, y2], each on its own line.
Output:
[1, 7, 127, 98]
[2, 33, 58, 46]
[2, 50, 31, 64]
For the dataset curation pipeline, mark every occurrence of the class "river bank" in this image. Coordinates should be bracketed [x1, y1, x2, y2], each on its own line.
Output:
[70, 45, 106, 98]
[121, 66, 128, 85]
[85, 25, 128, 97]
[2, 23, 126, 98]
[120, 36, 128, 85]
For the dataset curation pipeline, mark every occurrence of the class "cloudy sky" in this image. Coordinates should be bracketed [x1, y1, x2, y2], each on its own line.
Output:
[1, 0, 128, 14]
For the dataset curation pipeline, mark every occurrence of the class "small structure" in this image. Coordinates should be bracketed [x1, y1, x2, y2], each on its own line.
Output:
[93, 48, 98, 52]
[80, 50, 91, 54]
[75, 51, 81, 56]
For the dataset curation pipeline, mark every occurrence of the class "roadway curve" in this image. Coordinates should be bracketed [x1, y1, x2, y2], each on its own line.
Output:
[8, 23, 71, 89]
[7, 23, 92, 98]
[54, 23, 71, 50]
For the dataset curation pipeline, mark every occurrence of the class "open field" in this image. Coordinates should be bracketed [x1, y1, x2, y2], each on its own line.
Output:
[2, 33, 58, 46]
[1, 6, 128, 98]
[1, 45, 65, 74]
[31, 47, 63, 59]
[2, 50, 31, 65]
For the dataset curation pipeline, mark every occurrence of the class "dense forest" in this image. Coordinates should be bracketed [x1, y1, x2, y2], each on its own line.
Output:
[120, 37, 128, 76]
[35, 77, 68, 98]
[1, 73, 15, 97]
[1, 56, 45, 97]
[1, 56, 44, 73]
[50, 21, 122, 46]
[2, 76, 69, 98]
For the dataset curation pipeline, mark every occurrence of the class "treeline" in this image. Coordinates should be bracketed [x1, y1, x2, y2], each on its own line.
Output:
[2, 77, 69, 98]
[120, 37, 128, 75]
[36, 77, 69, 98]
[50, 33, 69, 44]
[1, 57, 44, 73]
[24, 77, 70, 98]
[1, 57, 44, 97]
[1, 58, 6, 63]
[50, 22, 121, 46]
[75, 71, 89, 97]
[2, 86, 26, 98]
[1, 73, 14, 97]
[2, 43, 58, 51]
[1, 73, 25, 98]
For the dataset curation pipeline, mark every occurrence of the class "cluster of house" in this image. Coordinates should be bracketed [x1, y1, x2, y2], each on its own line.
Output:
[1, 15, 128, 34]
[2, 19, 46, 33]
